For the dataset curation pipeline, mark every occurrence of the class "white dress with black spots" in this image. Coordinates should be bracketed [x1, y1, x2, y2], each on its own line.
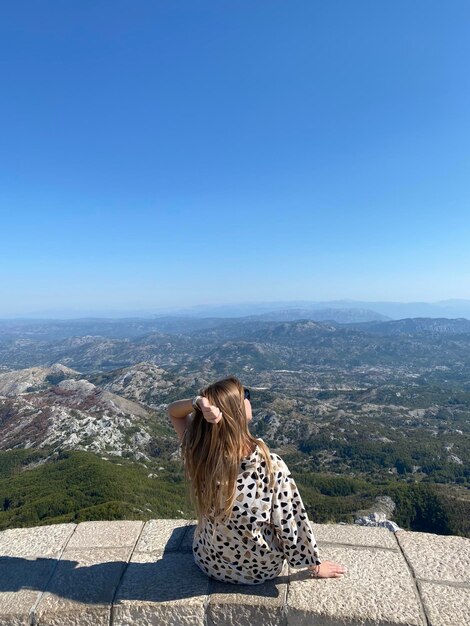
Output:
[191, 439, 322, 584]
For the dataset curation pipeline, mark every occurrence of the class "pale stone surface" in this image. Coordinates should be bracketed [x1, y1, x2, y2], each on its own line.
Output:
[0, 612, 32, 626]
[133, 518, 191, 554]
[112, 551, 210, 626]
[0, 556, 57, 624]
[207, 560, 289, 626]
[65, 520, 143, 549]
[0, 523, 76, 557]
[34, 547, 130, 625]
[396, 529, 470, 583]
[311, 522, 398, 549]
[0, 523, 76, 625]
[418, 581, 470, 626]
[1, 519, 468, 626]
[286, 545, 426, 626]
[35, 605, 111, 626]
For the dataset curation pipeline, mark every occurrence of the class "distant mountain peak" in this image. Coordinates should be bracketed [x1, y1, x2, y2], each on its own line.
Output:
[0, 363, 81, 397]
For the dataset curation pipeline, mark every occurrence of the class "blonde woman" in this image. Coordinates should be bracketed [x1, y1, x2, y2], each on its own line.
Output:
[168, 375, 346, 584]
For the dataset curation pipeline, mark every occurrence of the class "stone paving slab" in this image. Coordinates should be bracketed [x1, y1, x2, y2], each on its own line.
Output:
[207, 560, 289, 626]
[0, 523, 76, 626]
[0, 556, 57, 626]
[35, 605, 111, 626]
[395, 529, 470, 584]
[311, 523, 399, 550]
[0, 523, 76, 557]
[1, 520, 469, 626]
[34, 547, 130, 626]
[112, 551, 210, 626]
[133, 519, 191, 554]
[418, 580, 470, 626]
[65, 520, 143, 550]
[286, 545, 426, 626]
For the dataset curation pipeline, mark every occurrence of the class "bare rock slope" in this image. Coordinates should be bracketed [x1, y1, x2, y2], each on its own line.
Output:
[0, 371, 163, 461]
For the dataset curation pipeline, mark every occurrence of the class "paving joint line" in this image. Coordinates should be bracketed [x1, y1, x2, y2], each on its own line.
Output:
[29, 523, 78, 626]
[109, 520, 146, 626]
[394, 532, 431, 626]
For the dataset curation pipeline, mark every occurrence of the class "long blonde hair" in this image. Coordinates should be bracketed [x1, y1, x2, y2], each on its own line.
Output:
[180, 375, 275, 526]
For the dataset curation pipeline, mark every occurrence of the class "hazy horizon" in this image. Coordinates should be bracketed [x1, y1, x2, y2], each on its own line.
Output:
[3, 293, 470, 319]
[3, 297, 470, 320]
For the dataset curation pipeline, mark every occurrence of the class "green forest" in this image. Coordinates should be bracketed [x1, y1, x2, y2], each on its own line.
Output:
[1, 446, 468, 537]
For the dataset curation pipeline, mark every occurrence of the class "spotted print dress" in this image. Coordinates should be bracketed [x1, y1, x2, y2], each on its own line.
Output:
[191, 439, 322, 585]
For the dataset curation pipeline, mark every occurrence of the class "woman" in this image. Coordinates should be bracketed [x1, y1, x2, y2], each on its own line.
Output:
[167, 375, 346, 584]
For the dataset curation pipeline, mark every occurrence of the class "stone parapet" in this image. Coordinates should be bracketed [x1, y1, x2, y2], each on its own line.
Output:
[0, 519, 468, 626]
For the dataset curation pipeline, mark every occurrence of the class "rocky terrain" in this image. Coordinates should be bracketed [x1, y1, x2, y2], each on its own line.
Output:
[0, 363, 80, 395]
[87, 361, 208, 408]
[0, 314, 469, 535]
[0, 316, 469, 478]
[0, 368, 175, 462]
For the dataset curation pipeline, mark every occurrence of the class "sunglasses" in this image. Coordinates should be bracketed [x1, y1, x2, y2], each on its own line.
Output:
[243, 387, 251, 401]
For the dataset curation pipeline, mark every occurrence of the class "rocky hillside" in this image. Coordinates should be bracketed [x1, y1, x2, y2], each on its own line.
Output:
[87, 361, 208, 408]
[0, 370, 174, 462]
[0, 363, 79, 395]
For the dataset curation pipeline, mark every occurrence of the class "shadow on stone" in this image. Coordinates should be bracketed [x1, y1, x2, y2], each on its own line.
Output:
[0, 525, 290, 606]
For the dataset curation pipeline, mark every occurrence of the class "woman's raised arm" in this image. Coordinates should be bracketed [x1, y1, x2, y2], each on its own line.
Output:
[167, 396, 223, 442]
[167, 398, 196, 442]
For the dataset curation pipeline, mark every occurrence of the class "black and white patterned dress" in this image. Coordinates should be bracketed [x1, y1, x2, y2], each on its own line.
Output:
[190, 439, 322, 584]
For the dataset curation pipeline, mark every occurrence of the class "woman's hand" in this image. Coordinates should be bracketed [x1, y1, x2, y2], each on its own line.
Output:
[198, 396, 223, 424]
[308, 561, 347, 578]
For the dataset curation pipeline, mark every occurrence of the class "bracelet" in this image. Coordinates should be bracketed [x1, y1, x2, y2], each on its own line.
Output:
[192, 395, 202, 411]
[309, 563, 321, 578]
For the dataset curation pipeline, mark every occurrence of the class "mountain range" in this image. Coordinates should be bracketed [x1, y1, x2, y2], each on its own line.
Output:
[1, 315, 469, 536]
[5, 298, 470, 321]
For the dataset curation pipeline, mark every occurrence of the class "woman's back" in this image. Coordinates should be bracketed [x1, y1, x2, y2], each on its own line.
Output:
[168, 376, 345, 582]
[192, 438, 321, 585]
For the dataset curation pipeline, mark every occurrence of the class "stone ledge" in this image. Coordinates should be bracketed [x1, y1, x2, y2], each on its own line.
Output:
[0, 519, 468, 626]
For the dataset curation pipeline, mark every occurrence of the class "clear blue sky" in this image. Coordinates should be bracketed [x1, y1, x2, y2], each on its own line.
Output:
[1, 1, 470, 315]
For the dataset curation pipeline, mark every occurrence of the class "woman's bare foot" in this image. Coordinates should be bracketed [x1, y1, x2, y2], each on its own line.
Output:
[308, 560, 347, 578]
